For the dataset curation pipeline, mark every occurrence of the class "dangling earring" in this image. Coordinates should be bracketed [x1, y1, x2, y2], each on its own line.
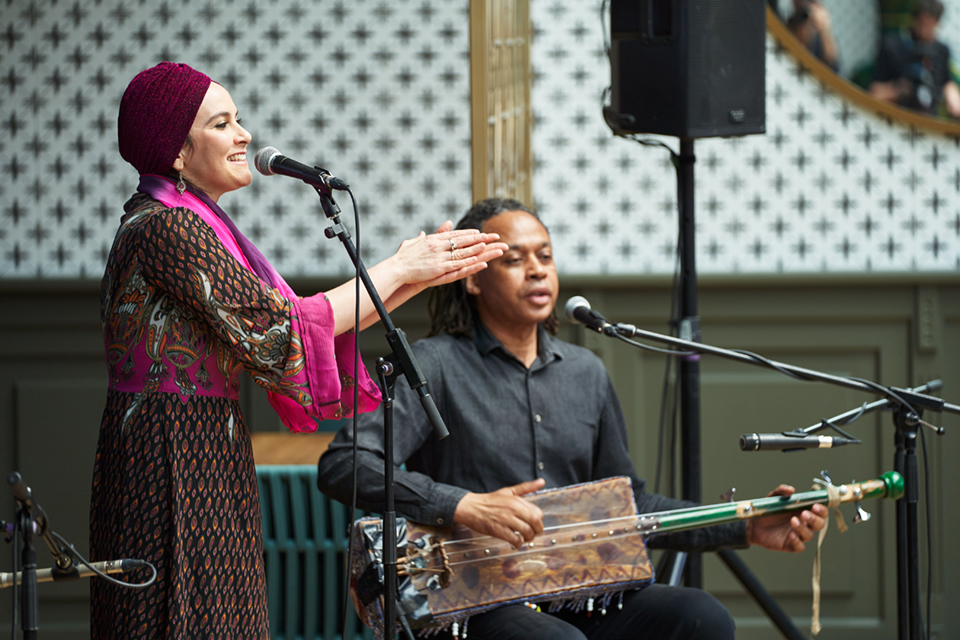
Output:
[177, 172, 186, 196]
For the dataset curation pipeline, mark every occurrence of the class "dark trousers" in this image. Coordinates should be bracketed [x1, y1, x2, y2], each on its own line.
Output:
[437, 585, 735, 640]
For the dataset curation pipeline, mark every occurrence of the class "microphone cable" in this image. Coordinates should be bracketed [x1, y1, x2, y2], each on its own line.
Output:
[653, 253, 682, 498]
[337, 185, 418, 640]
[6, 526, 156, 637]
[46, 530, 157, 589]
[609, 330, 697, 357]
[345, 184, 362, 640]
[599, 0, 685, 499]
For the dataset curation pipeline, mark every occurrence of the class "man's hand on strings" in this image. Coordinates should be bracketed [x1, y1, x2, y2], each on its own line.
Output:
[454, 478, 546, 547]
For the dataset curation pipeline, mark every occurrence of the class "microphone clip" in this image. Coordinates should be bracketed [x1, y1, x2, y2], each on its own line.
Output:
[607, 323, 638, 338]
[814, 418, 861, 443]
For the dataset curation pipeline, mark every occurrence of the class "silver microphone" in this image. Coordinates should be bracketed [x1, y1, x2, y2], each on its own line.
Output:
[0, 558, 147, 589]
[564, 296, 614, 333]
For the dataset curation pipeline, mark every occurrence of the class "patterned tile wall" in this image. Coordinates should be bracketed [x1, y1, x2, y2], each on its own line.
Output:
[942, 3, 960, 58]
[532, 0, 960, 274]
[1, 0, 958, 278]
[0, 0, 473, 279]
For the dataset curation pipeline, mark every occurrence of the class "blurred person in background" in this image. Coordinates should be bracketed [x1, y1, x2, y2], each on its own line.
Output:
[871, 0, 960, 117]
[787, 0, 841, 71]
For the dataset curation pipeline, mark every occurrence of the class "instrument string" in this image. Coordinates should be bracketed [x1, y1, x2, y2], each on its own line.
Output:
[407, 482, 877, 574]
[440, 530, 648, 570]
[432, 487, 835, 552]
[432, 513, 644, 550]
[399, 514, 647, 572]
[468, 515, 637, 543]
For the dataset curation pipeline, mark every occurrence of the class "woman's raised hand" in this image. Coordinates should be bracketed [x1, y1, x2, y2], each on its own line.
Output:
[392, 220, 507, 290]
[328, 221, 508, 335]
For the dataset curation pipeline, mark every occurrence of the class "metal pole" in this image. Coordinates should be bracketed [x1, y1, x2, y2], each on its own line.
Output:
[677, 138, 702, 588]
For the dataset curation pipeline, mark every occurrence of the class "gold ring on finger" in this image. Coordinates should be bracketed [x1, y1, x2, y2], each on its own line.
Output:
[449, 238, 457, 250]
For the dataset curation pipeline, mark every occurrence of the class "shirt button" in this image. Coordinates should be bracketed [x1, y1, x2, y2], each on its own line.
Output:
[437, 517, 445, 525]
[538, 462, 544, 470]
[534, 414, 542, 423]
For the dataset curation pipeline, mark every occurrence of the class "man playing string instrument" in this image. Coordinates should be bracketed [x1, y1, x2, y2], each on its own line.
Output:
[317, 199, 827, 640]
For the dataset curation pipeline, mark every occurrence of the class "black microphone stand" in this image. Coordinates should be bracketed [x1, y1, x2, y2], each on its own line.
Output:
[590, 321, 955, 639]
[790, 380, 944, 640]
[6, 472, 74, 640]
[316, 187, 447, 640]
[893, 404, 929, 640]
[4, 472, 156, 640]
[8, 473, 39, 640]
[373, 356, 417, 640]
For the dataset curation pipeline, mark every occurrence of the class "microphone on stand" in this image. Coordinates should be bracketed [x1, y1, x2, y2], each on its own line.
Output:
[564, 296, 639, 337]
[564, 296, 615, 334]
[740, 432, 859, 452]
[254, 147, 350, 191]
[0, 559, 147, 589]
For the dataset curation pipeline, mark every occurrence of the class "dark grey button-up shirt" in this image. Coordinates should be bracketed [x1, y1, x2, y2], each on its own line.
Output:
[317, 323, 747, 551]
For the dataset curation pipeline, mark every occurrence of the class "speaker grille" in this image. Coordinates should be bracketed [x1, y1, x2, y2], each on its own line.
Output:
[608, 0, 766, 138]
[686, 0, 765, 137]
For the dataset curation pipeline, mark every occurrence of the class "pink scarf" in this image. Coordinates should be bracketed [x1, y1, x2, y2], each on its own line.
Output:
[138, 175, 381, 431]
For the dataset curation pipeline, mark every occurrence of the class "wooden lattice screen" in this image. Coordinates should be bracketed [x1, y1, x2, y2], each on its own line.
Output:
[470, 0, 532, 206]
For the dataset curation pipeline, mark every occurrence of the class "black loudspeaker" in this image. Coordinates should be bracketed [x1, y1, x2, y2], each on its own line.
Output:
[604, 0, 766, 138]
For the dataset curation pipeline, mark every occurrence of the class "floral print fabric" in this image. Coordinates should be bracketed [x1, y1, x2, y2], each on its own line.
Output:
[91, 193, 377, 637]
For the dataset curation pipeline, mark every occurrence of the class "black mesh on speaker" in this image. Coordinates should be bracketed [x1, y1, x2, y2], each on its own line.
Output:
[686, 1, 766, 137]
[607, 0, 766, 138]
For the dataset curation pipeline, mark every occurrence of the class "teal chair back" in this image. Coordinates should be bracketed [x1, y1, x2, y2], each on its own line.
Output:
[257, 464, 374, 640]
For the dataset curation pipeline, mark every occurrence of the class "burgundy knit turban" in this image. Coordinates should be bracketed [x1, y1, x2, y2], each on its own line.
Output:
[118, 62, 212, 176]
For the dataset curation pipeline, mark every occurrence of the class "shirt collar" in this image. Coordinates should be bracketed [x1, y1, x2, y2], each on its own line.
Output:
[473, 320, 562, 369]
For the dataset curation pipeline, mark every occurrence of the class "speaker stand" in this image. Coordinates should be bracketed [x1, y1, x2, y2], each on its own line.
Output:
[677, 139, 702, 588]
[672, 138, 805, 640]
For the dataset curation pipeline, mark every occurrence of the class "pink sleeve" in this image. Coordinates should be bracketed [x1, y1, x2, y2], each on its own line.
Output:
[267, 292, 382, 433]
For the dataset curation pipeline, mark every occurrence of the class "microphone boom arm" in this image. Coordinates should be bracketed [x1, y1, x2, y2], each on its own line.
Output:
[604, 323, 957, 418]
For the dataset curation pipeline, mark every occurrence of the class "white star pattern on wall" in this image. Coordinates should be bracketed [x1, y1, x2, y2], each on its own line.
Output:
[0, 0, 472, 278]
[1, 0, 958, 278]
[531, 0, 960, 274]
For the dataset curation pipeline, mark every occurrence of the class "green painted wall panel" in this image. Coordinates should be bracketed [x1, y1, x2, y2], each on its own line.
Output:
[1, 277, 956, 639]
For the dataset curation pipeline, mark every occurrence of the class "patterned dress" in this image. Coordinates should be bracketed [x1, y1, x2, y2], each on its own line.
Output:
[91, 193, 374, 638]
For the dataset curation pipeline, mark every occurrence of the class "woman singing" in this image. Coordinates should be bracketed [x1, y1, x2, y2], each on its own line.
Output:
[90, 61, 505, 638]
